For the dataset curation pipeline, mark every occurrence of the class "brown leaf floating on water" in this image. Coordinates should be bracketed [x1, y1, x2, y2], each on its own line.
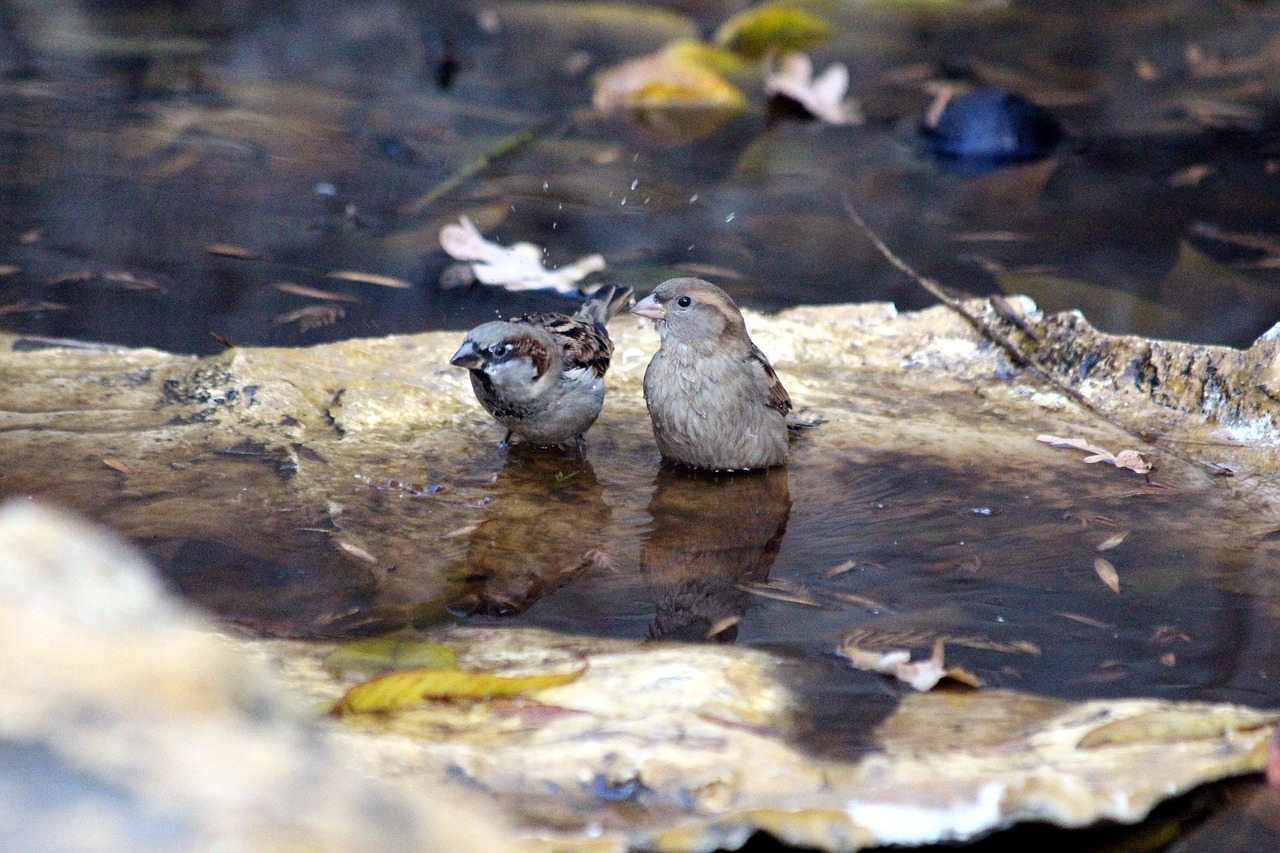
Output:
[1058, 611, 1113, 630]
[271, 282, 363, 303]
[1094, 557, 1121, 593]
[1096, 531, 1129, 552]
[737, 581, 823, 607]
[102, 271, 164, 291]
[0, 300, 69, 316]
[838, 637, 982, 692]
[326, 270, 412, 289]
[272, 304, 345, 333]
[1037, 434, 1152, 474]
[205, 243, 262, 259]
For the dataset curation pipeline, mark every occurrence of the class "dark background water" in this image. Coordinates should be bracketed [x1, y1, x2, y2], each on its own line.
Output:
[2, 0, 1280, 353]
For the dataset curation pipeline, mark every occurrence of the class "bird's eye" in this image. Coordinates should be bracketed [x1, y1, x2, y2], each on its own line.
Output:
[676, 295, 692, 308]
[490, 343, 509, 357]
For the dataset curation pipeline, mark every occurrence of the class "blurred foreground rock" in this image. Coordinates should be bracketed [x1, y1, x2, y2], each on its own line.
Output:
[0, 500, 525, 853]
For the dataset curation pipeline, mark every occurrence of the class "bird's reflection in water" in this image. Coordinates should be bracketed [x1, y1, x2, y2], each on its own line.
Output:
[447, 446, 611, 617]
[642, 465, 791, 642]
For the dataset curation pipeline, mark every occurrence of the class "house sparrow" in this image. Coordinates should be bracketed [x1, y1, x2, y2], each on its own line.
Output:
[631, 278, 792, 471]
[449, 285, 633, 458]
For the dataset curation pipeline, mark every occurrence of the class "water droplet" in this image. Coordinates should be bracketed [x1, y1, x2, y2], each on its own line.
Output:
[689, 193, 699, 203]
[996, 615, 1006, 623]
[725, 211, 736, 223]
[632, 153, 639, 162]
[620, 196, 627, 206]
[630, 179, 639, 191]
[687, 244, 695, 251]
[557, 203, 563, 210]
[552, 222, 558, 229]
[644, 197, 650, 204]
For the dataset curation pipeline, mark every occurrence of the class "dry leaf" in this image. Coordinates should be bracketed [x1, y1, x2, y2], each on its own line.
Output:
[1168, 164, 1214, 187]
[0, 264, 20, 276]
[1037, 434, 1152, 474]
[335, 538, 377, 564]
[828, 591, 889, 612]
[0, 300, 69, 315]
[326, 270, 412, 289]
[271, 282, 363, 303]
[102, 271, 164, 291]
[205, 243, 261, 259]
[824, 559, 858, 579]
[705, 615, 741, 639]
[272, 305, 345, 333]
[736, 581, 823, 607]
[1094, 557, 1120, 593]
[593, 51, 747, 112]
[439, 216, 605, 295]
[838, 636, 982, 692]
[1057, 611, 1113, 630]
[332, 666, 586, 715]
[1096, 531, 1129, 551]
[101, 458, 134, 475]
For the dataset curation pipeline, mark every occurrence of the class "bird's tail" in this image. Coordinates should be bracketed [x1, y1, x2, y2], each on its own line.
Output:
[576, 284, 635, 326]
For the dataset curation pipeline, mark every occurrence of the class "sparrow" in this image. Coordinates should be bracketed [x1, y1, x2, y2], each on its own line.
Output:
[449, 285, 633, 459]
[631, 277, 792, 471]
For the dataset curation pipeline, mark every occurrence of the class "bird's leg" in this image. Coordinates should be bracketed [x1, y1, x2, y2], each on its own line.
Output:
[575, 434, 587, 464]
[499, 430, 512, 449]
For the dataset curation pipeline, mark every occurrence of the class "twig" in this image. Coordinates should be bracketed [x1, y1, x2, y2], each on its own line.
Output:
[842, 198, 1157, 444]
[396, 125, 545, 217]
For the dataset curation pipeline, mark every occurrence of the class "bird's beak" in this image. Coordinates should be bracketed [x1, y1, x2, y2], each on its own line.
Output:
[449, 340, 484, 369]
[630, 293, 666, 321]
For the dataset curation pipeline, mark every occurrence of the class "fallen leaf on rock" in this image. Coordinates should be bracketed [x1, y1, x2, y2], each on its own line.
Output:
[764, 52, 862, 126]
[101, 457, 134, 474]
[838, 637, 982, 692]
[332, 666, 586, 715]
[1094, 557, 1120, 593]
[439, 216, 606, 294]
[1037, 434, 1152, 474]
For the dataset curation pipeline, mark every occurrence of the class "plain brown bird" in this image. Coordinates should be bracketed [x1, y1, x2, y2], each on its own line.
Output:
[631, 278, 792, 471]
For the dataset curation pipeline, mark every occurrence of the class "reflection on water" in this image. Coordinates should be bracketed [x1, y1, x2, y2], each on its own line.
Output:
[642, 465, 790, 642]
[446, 446, 611, 617]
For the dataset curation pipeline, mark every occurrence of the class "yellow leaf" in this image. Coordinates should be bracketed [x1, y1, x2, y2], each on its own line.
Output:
[324, 637, 458, 677]
[593, 51, 747, 111]
[663, 39, 756, 79]
[713, 4, 833, 61]
[332, 666, 586, 715]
